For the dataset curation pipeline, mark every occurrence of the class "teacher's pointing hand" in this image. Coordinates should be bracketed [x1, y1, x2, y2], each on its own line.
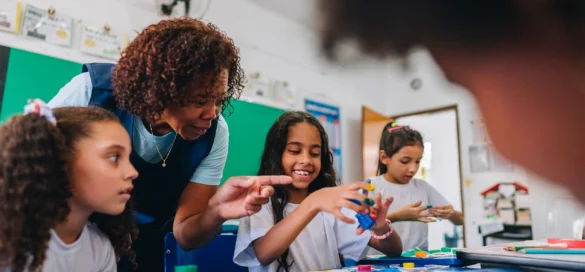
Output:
[209, 175, 292, 219]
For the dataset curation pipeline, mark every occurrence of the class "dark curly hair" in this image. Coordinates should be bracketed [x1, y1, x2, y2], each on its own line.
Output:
[319, 0, 585, 60]
[0, 107, 138, 271]
[112, 17, 245, 122]
[257, 111, 338, 272]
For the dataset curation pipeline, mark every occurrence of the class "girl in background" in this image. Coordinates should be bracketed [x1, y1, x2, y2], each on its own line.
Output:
[368, 123, 463, 252]
[0, 100, 138, 271]
[234, 111, 402, 272]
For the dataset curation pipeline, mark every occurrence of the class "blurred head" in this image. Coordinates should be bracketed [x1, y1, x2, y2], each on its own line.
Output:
[319, 0, 585, 202]
[112, 17, 245, 140]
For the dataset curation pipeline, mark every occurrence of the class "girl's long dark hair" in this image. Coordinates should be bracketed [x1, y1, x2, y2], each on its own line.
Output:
[377, 122, 424, 175]
[0, 107, 138, 271]
[257, 111, 337, 272]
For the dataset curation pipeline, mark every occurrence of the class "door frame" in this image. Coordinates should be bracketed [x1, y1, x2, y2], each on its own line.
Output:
[362, 104, 466, 247]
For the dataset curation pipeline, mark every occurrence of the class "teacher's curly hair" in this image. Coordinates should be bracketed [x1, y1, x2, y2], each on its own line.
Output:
[0, 107, 138, 271]
[112, 17, 245, 123]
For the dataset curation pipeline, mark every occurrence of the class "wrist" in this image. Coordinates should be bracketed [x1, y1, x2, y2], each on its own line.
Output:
[207, 196, 229, 223]
[371, 220, 391, 234]
[371, 219, 394, 239]
[387, 212, 402, 222]
[303, 193, 321, 214]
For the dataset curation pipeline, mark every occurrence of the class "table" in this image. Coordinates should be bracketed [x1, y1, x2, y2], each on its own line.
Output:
[457, 240, 585, 271]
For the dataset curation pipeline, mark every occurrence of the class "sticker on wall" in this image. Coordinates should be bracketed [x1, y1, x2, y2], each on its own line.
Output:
[305, 99, 342, 181]
[21, 5, 74, 48]
[0, 0, 22, 34]
[271, 80, 297, 108]
[79, 25, 127, 60]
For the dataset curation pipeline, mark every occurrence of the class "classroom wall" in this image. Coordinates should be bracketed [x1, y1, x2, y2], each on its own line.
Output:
[0, 0, 389, 183]
[381, 49, 537, 248]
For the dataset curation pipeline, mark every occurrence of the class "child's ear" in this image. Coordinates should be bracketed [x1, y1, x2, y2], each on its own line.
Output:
[379, 150, 390, 164]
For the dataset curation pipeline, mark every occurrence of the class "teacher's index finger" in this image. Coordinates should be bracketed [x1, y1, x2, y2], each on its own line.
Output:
[254, 175, 293, 186]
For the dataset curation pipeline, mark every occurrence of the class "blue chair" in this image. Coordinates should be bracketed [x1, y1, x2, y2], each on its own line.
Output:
[164, 226, 247, 272]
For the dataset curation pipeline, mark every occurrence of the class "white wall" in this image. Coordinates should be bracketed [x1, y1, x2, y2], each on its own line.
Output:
[0, 0, 389, 183]
[382, 49, 537, 248]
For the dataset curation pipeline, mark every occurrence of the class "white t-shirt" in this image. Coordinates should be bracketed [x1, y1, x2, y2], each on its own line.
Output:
[3, 223, 116, 272]
[367, 175, 449, 253]
[234, 200, 371, 272]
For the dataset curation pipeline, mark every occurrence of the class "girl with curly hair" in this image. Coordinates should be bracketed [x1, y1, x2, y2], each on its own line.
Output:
[48, 17, 291, 271]
[0, 100, 138, 271]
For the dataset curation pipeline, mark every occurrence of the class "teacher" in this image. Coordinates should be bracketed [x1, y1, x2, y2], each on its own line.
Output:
[48, 18, 291, 271]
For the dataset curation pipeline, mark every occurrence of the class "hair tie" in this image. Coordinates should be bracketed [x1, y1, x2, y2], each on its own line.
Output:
[387, 122, 403, 132]
[24, 99, 56, 124]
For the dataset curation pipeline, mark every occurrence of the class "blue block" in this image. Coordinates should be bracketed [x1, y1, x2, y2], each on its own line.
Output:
[349, 199, 376, 229]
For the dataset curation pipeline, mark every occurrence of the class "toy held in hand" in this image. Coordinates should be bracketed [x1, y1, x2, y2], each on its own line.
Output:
[350, 179, 377, 230]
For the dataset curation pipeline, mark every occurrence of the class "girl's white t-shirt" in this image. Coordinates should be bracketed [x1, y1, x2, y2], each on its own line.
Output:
[367, 175, 449, 253]
[2, 223, 116, 272]
[234, 200, 371, 272]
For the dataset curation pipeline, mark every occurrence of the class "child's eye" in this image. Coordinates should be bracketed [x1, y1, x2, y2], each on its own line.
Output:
[108, 154, 120, 163]
[400, 161, 409, 165]
[288, 150, 301, 154]
[311, 153, 320, 158]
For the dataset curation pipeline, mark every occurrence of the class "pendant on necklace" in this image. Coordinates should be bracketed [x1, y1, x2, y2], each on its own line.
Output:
[162, 162, 167, 167]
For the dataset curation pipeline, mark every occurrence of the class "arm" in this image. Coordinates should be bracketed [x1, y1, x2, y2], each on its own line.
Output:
[253, 183, 369, 265]
[48, 73, 92, 107]
[173, 183, 224, 250]
[252, 198, 319, 265]
[367, 194, 402, 257]
[449, 211, 464, 225]
[173, 118, 229, 249]
[367, 228, 403, 257]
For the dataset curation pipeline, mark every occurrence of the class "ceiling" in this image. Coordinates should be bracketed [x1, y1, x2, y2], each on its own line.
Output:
[245, 0, 319, 29]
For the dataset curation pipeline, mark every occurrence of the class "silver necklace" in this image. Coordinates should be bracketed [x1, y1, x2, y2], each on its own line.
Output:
[148, 124, 178, 167]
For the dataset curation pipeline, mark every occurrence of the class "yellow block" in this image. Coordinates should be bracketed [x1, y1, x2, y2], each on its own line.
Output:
[403, 262, 415, 268]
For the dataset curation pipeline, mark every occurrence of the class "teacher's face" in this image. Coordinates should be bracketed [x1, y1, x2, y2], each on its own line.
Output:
[161, 69, 228, 141]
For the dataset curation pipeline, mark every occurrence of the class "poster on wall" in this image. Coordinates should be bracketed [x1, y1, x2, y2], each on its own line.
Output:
[21, 5, 74, 48]
[0, 0, 22, 34]
[305, 99, 342, 181]
[79, 25, 127, 60]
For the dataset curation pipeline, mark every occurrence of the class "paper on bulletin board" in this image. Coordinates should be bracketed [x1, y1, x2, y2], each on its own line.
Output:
[0, 0, 22, 34]
[79, 25, 127, 60]
[272, 80, 297, 108]
[244, 72, 271, 98]
[21, 5, 74, 48]
[305, 99, 342, 181]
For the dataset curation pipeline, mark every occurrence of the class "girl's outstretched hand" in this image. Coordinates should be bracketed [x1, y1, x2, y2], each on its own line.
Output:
[357, 193, 393, 235]
[306, 182, 370, 224]
[428, 204, 455, 219]
[390, 200, 437, 223]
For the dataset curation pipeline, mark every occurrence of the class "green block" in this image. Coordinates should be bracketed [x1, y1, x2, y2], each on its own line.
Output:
[175, 265, 198, 272]
[441, 247, 452, 253]
[364, 198, 375, 206]
[426, 205, 433, 209]
[429, 249, 441, 254]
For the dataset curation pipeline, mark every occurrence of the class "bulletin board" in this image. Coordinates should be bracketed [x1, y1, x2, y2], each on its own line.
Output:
[0, 45, 285, 184]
